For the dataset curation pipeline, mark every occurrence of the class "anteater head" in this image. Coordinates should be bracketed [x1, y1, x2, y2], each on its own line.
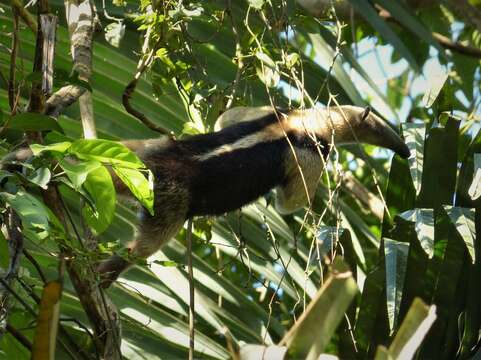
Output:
[287, 105, 410, 158]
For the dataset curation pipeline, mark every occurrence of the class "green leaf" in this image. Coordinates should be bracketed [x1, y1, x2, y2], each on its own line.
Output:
[0, 191, 50, 241]
[443, 206, 476, 263]
[397, 209, 434, 258]
[112, 166, 154, 215]
[9, 113, 63, 132]
[468, 153, 481, 200]
[30, 142, 72, 156]
[402, 123, 425, 195]
[27, 167, 51, 189]
[281, 260, 358, 359]
[59, 159, 101, 189]
[384, 238, 409, 334]
[69, 139, 144, 168]
[82, 166, 116, 233]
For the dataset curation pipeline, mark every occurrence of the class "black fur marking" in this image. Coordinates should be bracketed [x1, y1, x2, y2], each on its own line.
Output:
[187, 138, 287, 216]
[176, 111, 282, 155]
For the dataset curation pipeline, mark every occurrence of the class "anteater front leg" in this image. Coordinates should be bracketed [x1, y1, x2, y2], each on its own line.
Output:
[97, 181, 189, 287]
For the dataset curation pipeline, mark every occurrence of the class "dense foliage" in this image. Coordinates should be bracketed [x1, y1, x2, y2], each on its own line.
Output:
[0, 0, 480, 359]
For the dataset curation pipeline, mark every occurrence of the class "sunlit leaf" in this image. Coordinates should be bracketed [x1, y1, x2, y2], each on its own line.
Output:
[422, 68, 448, 108]
[0, 191, 50, 241]
[69, 139, 144, 168]
[239, 344, 287, 360]
[385, 298, 436, 360]
[59, 159, 101, 189]
[397, 209, 434, 258]
[443, 206, 476, 263]
[27, 167, 51, 189]
[468, 153, 481, 200]
[112, 166, 154, 215]
[402, 123, 425, 195]
[281, 260, 358, 359]
[30, 142, 72, 156]
[384, 238, 409, 333]
[105, 22, 125, 48]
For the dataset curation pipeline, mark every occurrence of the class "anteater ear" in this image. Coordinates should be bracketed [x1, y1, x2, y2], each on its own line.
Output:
[214, 106, 275, 131]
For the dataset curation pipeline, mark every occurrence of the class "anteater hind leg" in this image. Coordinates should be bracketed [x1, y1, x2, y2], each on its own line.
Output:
[97, 184, 189, 288]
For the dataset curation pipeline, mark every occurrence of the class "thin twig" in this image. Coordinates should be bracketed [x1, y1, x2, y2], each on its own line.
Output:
[11, 0, 37, 34]
[225, 0, 243, 110]
[0, 278, 36, 316]
[186, 218, 195, 360]
[122, 16, 171, 136]
[23, 249, 47, 284]
[6, 323, 33, 350]
[8, 8, 19, 114]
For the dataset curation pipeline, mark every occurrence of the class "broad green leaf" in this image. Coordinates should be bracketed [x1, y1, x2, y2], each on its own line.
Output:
[0, 191, 50, 241]
[386, 298, 436, 360]
[59, 159, 102, 189]
[8, 112, 63, 132]
[398, 209, 434, 258]
[27, 167, 51, 189]
[384, 238, 409, 333]
[280, 260, 358, 360]
[402, 123, 425, 195]
[82, 166, 116, 233]
[468, 153, 481, 200]
[30, 142, 72, 155]
[443, 206, 476, 263]
[112, 166, 154, 215]
[69, 139, 144, 168]
[349, 0, 418, 71]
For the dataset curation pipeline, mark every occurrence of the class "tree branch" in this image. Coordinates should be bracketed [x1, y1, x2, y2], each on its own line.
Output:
[45, 0, 97, 117]
[0, 212, 24, 335]
[296, 0, 481, 59]
[122, 14, 172, 136]
[6, 323, 32, 351]
[11, 0, 37, 34]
